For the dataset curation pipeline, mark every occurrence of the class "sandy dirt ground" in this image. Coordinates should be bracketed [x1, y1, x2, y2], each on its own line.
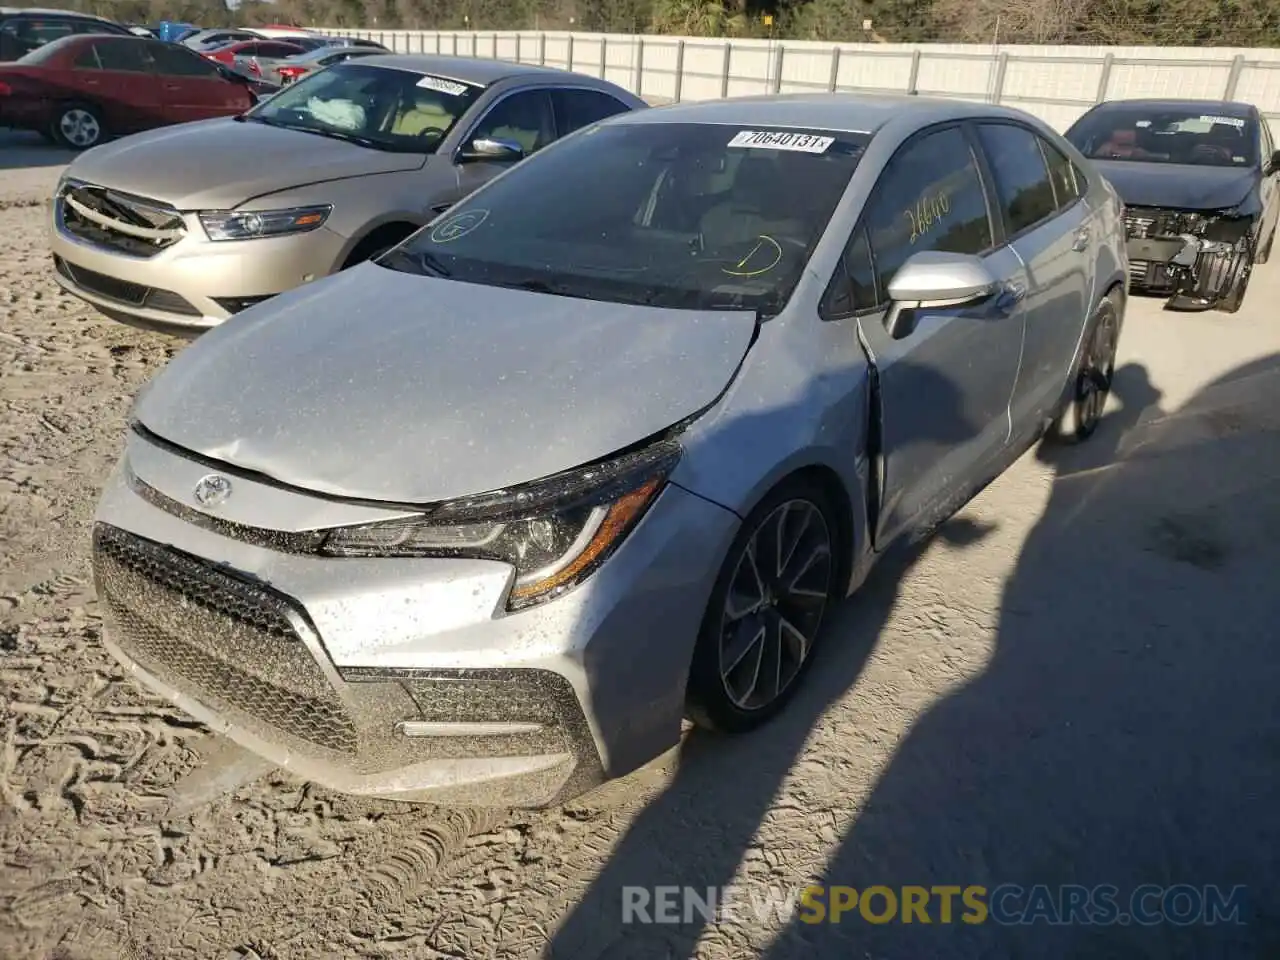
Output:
[2, 131, 1279, 959]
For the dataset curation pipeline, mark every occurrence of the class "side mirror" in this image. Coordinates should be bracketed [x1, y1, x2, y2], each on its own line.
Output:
[885, 251, 1000, 339]
[1267, 148, 1280, 175]
[457, 136, 524, 164]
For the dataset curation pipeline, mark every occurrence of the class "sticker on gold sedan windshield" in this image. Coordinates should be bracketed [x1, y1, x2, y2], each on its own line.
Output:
[728, 130, 834, 153]
[1198, 115, 1245, 127]
[417, 75, 469, 97]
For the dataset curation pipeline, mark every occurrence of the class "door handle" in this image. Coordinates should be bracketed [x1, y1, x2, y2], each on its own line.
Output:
[1072, 226, 1091, 252]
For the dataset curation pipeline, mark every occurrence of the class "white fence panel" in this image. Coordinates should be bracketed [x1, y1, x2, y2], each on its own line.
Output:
[325, 30, 1280, 137]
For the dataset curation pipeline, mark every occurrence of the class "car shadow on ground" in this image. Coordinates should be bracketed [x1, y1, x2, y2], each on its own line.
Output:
[544, 354, 1280, 958]
[540, 359, 1055, 959]
[0, 130, 74, 169]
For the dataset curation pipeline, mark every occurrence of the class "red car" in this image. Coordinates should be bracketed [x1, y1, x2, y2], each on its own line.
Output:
[203, 38, 304, 78]
[0, 33, 256, 149]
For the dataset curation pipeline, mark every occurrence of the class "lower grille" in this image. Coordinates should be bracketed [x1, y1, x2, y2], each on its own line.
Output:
[54, 256, 201, 316]
[93, 524, 358, 755]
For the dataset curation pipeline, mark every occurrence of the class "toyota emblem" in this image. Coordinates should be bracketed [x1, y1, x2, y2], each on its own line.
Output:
[193, 474, 232, 508]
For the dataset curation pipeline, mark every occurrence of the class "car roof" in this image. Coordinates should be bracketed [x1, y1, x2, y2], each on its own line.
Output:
[0, 6, 117, 19]
[1084, 98, 1257, 119]
[352, 53, 602, 86]
[609, 92, 1037, 134]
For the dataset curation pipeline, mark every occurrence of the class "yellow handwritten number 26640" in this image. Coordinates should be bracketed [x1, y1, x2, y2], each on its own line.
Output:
[904, 192, 950, 244]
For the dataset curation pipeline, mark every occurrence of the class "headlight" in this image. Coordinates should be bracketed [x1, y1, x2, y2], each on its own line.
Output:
[320, 440, 681, 610]
[199, 204, 332, 241]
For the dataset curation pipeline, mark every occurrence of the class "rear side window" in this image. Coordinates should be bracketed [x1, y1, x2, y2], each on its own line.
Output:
[975, 123, 1059, 234]
[552, 88, 631, 137]
[94, 39, 151, 73]
[259, 43, 301, 58]
[1039, 137, 1081, 209]
[73, 44, 101, 69]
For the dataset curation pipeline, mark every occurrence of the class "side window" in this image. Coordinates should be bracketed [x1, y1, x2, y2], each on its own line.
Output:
[73, 43, 102, 69]
[71, 19, 114, 35]
[470, 90, 555, 155]
[5, 16, 72, 56]
[821, 227, 878, 319]
[261, 44, 299, 58]
[1039, 137, 1081, 209]
[862, 125, 994, 308]
[975, 123, 1058, 235]
[94, 39, 151, 73]
[150, 42, 220, 77]
[552, 88, 630, 137]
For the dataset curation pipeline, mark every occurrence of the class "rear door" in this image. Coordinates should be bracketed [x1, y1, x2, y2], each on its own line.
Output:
[973, 121, 1091, 430]
[825, 124, 1027, 546]
[147, 39, 248, 123]
[73, 38, 162, 132]
[549, 87, 633, 139]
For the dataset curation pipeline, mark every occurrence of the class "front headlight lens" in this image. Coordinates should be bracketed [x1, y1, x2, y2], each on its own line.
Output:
[320, 440, 681, 610]
[199, 204, 332, 241]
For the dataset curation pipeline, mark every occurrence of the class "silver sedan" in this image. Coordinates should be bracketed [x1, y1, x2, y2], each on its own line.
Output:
[92, 94, 1128, 808]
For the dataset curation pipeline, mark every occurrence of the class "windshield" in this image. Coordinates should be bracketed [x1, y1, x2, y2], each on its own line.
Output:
[244, 62, 484, 153]
[383, 122, 869, 314]
[1066, 106, 1258, 168]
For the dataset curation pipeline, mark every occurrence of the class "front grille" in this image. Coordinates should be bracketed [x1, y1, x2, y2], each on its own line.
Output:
[1123, 207, 1206, 240]
[93, 524, 358, 755]
[54, 256, 200, 316]
[58, 183, 185, 258]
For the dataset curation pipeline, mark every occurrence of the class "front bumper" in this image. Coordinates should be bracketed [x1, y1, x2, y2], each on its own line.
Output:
[91, 433, 739, 806]
[49, 192, 348, 333]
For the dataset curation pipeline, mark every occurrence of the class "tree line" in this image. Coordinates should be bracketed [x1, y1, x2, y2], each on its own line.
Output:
[15, 0, 1280, 46]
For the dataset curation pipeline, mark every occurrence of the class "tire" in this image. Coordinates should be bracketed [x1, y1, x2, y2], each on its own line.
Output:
[685, 478, 841, 734]
[49, 102, 104, 150]
[1045, 292, 1122, 444]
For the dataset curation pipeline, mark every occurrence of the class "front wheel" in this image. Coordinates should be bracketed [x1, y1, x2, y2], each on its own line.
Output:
[685, 479, 840, 734]
[50, 103, 105, 150]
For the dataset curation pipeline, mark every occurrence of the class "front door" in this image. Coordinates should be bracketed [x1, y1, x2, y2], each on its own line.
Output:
[846, 124, 1026, 546]
[974, 121, 1092, 428]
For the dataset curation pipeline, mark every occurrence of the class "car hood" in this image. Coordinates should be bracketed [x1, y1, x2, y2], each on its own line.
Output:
[1092, 160, 1258, 211]
[67, 118, 427, 210]
[133, 265, 758, 505]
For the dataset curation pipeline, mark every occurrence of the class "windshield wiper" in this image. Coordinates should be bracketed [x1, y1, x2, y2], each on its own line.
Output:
[238, 115, 385, 150]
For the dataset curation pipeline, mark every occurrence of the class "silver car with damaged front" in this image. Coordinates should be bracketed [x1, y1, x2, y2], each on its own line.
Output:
[93, 94, 1128, 808]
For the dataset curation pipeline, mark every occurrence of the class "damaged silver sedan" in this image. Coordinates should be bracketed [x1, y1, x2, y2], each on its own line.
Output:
[93, 95, 1127, 808]
[1066, 98, 1280, 313]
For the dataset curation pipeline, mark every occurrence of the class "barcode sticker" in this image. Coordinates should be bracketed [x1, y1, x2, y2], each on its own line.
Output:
[1198, 115, 1245, 127]
[728, 130, 834, 153]
[417, 75, 469, 96]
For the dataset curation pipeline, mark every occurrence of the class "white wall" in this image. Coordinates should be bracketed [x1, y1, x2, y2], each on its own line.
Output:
[329, 30, 1280, 137]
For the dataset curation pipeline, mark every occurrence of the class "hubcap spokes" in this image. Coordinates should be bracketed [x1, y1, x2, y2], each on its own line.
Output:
[720, 500, 833, 711]
[61, 110, 98, 147]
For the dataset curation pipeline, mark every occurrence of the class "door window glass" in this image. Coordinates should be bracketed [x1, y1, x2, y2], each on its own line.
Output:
[552, 88, 630, 137]
[976, 123, 1059, 235]
[94, 39, 151, 72]
[855, 125, 994, 309]
[72, 43, 101, 69]
[470, 90, 555, 155]
[259, 43, 301, 58]
[1038, 137, 1081, 210]
[149, 41, 220, 77]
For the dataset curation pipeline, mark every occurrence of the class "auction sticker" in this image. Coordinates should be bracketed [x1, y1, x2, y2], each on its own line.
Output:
[1198, 115, 1245, 127]
[728, 130, 834, 153]
[417, 75, 470, 97]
